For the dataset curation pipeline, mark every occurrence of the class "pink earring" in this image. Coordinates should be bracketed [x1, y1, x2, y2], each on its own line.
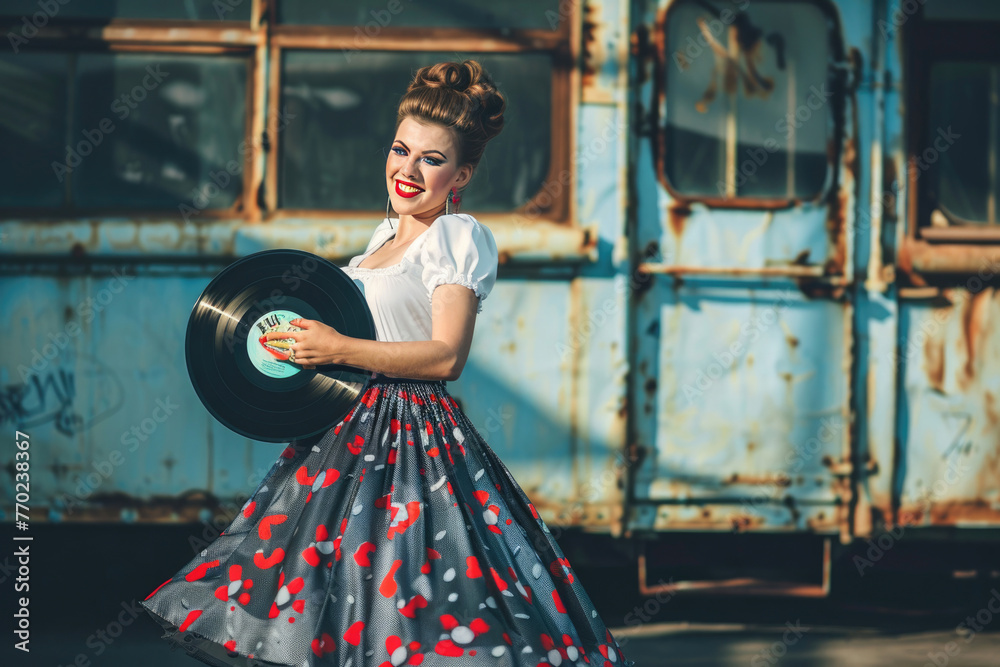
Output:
[446, 187, 461, 215]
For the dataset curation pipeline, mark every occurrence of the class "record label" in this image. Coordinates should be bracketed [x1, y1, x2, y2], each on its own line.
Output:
[249, 309, 304, 379]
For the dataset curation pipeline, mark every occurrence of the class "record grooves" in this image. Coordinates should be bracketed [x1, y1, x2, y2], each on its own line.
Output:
[185, 249, 376, 442]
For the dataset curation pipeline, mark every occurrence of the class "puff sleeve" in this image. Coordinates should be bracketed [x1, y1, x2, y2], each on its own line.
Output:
[420, 214, 499, 314]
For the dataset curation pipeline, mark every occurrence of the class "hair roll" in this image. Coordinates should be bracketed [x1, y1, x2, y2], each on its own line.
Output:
[396, 60, 506, 170]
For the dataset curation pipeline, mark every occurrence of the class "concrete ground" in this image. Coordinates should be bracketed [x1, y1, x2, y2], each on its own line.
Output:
[3, 524, 1000, 666]
[11, 621, 1000, 666]
[613, 622, 1000, 666]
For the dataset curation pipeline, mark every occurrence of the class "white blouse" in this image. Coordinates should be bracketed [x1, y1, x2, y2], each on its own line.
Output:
[340, 213, 499, 343]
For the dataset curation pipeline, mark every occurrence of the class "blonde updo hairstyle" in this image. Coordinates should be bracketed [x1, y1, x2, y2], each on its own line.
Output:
[395, 60, 506, 177]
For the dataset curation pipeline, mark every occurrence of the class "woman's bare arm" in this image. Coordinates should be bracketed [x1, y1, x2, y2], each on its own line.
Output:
[264, 284, 479, 381]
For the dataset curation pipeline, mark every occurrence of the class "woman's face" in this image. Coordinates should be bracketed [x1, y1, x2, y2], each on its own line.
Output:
[386, 116, 472, 221]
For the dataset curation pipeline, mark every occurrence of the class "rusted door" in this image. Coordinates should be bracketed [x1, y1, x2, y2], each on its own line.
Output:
[893, 6, 1000, 530]
[626, 0, 857, 538]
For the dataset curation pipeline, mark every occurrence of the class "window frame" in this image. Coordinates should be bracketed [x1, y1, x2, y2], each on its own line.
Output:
[264, 6, 576, 224]
[907, 14, 1000, 243]
[1, 0, 577, 227]
[0, 15, 266, 220]
[652, 0, 847, 210]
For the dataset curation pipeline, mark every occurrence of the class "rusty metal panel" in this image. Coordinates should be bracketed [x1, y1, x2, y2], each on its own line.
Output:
[0, 272, 622, 528]
[449, 278, 578, 503]
[476, 277, 631, 533]
[630, 278, 849, 533]
[855, 290, 899, 536]
[0, 218, 594, 263]
[854, 0, 906, 538]
[0, 272, 264, 522]
[576, 103, 628, 244]
[543, 100, 633, 535]
[443, 275, 633, 534]
[896, 289, 1000, 527]
[581, 0, 629, 105]
[657, 206, 841, 276]
[627, 0, 856, 535]
[0, 107, 624, 533]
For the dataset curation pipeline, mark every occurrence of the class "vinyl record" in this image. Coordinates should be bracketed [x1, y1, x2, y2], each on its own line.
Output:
[185, 249, 376, 443]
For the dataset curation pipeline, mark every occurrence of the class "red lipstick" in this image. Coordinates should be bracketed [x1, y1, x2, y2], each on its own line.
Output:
[394, 179, 424, 198]
[259, 334, 292, 361]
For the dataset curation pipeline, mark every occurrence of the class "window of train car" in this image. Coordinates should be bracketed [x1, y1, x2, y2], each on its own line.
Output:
[0, 52, 68, 208]
[923, 0, 1000, 22]
[658, 0, 841, 205]
[0, 0, 251, 21]
[0, 2, 571, 223]
[277, 51, 552, 212]
[270, 2, 571, 219]
[277, 0, 562, 30]
[0, 50, 249, 211]
[924, 62, 998, 227]
[913, 4, 1000, 238]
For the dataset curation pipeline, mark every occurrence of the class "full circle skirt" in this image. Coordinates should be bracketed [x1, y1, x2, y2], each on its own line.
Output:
[140, 375, 635, 667]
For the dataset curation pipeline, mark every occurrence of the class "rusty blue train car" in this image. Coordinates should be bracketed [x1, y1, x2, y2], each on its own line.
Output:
[2, 0, 999, 596]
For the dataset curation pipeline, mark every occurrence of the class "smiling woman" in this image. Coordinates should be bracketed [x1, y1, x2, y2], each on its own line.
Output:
[385, 118, 474, 227]
[277, 50, 553, 213]
[140, 59, 635, 667]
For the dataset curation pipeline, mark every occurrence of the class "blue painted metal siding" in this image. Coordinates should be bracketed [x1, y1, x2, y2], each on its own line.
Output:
[3, 0, 1000, 543]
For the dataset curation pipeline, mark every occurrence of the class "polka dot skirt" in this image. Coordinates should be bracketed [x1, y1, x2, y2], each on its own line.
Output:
[140, 376, 635, 667]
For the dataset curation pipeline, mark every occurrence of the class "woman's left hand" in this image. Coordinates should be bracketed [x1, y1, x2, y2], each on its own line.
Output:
[263, 318, 344, 369]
